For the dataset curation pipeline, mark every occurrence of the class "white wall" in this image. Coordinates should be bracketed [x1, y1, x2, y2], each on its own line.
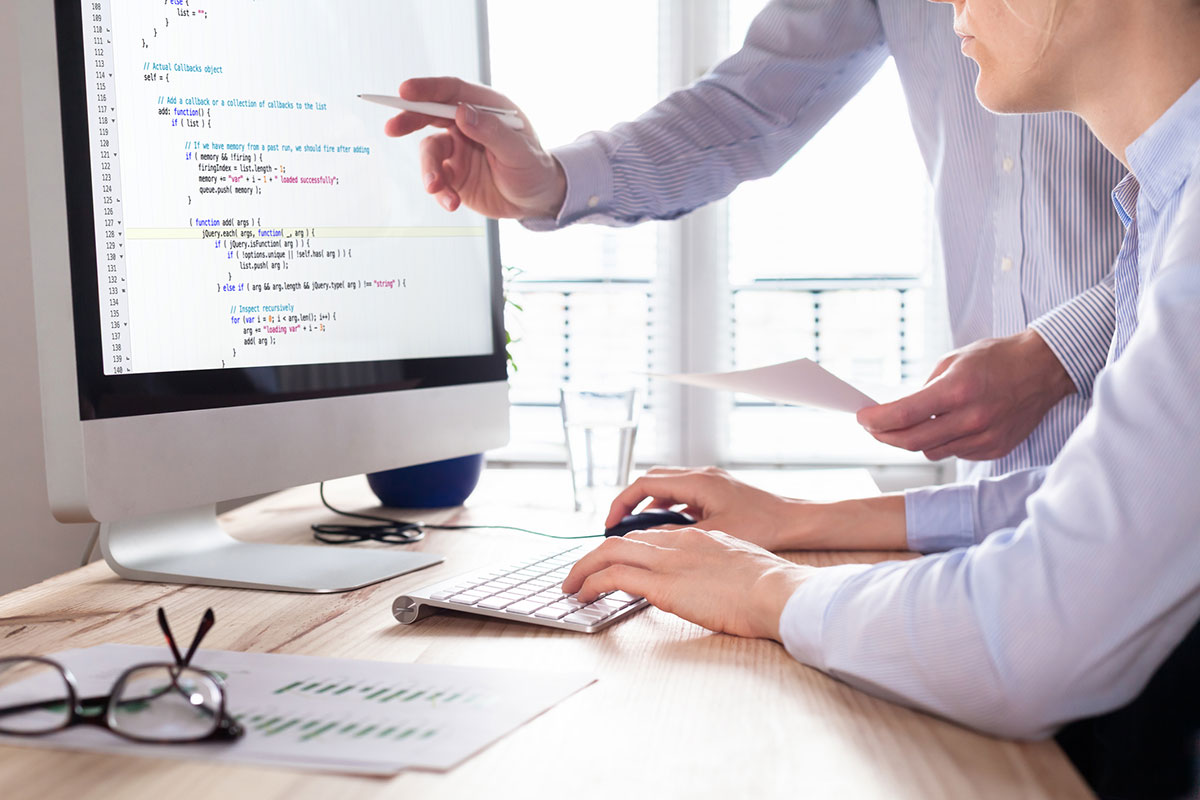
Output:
[0, 3, 98, 595]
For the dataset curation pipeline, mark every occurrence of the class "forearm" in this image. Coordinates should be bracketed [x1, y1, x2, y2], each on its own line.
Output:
[529, 0, 888, 230]
[774, 494, 908, 551]
[1011, 328, 1077, 406]
[783, 517, 1200, 740]
[781, 267, 1200, 739]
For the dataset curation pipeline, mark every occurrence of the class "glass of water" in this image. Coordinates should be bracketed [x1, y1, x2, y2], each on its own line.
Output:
[559, 386, 640, 514]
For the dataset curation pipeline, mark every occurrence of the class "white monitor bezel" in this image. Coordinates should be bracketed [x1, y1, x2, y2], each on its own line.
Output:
[21, 0, 510, 525]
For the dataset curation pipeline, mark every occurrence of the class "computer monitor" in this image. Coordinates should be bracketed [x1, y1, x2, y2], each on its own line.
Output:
[17, 0, 509, 592]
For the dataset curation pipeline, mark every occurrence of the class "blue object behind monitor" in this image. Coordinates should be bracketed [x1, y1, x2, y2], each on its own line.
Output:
[367, 454, 487, 508]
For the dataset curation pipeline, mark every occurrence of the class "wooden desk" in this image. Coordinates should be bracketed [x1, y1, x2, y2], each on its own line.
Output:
[0, 468, 1092, 800]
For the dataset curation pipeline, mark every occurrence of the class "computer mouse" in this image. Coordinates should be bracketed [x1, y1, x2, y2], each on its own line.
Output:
[604, 508, 697, 538]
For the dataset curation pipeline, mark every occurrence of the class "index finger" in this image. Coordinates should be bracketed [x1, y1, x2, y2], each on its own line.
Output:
[856, 381, 952, 433]
[561, 536, 664, 594]
[605, 474, 708, 528]
[383, 111, 454, 139]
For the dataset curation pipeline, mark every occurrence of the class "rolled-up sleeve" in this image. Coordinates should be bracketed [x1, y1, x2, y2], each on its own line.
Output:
[1028, 277, 1116, 399]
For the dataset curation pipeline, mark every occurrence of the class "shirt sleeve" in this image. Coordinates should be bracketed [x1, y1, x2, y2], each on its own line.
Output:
[521, 0, 889, 232]
[1028, 276, 1116, 399]
[904, 467, 1048, 553]
[780, 261, 1200, 741]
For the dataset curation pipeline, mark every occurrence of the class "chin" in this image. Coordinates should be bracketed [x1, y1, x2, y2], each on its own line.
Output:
[973, 77, 1045, 115]
[974, 70, 1070, 115]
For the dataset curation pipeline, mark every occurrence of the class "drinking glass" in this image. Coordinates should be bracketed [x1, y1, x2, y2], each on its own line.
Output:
[559, 386, 639, 513]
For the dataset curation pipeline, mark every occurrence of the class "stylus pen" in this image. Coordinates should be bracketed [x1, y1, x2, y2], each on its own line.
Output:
[358, 93, 525, 130]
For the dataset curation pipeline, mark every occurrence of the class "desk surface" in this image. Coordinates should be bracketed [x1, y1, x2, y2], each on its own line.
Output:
[0, 468, 1092, 800]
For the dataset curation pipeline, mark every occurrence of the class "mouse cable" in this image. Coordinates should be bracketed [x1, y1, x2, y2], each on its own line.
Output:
[311, 482, 605, 545]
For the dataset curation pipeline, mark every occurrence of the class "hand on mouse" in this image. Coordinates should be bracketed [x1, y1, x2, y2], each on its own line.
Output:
[605, 466, 807, 551]
[606, 466, 910, 552]
[383, 77, 567, 219]
[562, 527, 814, 641]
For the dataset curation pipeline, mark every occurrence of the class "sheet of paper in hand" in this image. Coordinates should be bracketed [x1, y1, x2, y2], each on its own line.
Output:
[653, 358, 877, 413]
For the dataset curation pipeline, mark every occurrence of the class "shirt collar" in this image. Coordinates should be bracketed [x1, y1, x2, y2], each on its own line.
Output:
[1110, 173, 1139, 228]
[1124, 77, 1200, 211]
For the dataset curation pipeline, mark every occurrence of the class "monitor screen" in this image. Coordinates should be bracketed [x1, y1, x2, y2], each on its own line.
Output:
[57, 0, 506, 419]
[27, 0, 508, 589]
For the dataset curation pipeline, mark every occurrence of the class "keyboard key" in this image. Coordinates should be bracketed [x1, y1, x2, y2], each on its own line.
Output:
[534, 603, 573, 620]
[504, 600, 543, 615]
[563, 608, 610, 625]
[402, 544, 647, 632]
[588, 598, 629, 615]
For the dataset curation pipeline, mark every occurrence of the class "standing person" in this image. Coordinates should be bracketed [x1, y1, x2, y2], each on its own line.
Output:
[386, 0, 1124, 483]
[558, 0, 1200, 796]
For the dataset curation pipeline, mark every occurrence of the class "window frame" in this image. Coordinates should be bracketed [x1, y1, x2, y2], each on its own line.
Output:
[492, 0, 948, 483]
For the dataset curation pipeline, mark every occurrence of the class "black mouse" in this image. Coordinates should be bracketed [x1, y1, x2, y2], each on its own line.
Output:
[604, 508, 697, 537]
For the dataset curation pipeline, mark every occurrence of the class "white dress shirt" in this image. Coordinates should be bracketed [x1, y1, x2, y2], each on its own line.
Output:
[780, 78, 1200, 740]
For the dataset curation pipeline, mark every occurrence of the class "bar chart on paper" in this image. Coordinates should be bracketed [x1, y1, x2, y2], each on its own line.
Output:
[0, 645, 594, 775]
[238, 673, 495, 746]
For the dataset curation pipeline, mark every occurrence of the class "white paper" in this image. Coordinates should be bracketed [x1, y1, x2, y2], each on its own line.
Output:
[654, 358, 877, 413]
[0, 644, 594, 776]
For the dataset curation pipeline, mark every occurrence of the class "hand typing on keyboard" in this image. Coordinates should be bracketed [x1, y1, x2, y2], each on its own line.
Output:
[561, 528, 815, 641]
[393, 545, 650, 632]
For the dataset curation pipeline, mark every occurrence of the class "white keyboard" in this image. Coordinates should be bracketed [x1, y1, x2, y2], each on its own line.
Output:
[392, 544, 648, 633]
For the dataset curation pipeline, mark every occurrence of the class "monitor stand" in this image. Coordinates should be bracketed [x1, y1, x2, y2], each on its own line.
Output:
[98, 505, 442, 593]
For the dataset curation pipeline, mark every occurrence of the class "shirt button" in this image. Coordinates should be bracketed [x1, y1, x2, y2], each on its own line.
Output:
[587, 196, 600, 208]
[1000, 257, 1014, 272]
[1002, 156, 1014, 173]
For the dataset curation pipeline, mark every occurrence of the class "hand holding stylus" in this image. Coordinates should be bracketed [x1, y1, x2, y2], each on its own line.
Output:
[381, 77, 567, 219]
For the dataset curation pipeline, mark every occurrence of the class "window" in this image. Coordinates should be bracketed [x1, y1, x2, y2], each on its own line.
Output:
[723, 0, 945, 466]
[488, 1, 948, 476]
[488, 0, 663, 463]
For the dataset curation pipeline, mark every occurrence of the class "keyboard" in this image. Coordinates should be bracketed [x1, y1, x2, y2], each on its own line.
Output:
[392, 544, 648, 633]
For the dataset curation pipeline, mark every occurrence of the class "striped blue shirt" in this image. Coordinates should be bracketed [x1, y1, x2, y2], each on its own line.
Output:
[530, 0, 1125, 482]
[781, 77, 1200, 739]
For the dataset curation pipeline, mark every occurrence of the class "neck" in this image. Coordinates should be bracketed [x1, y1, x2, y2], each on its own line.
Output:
[1064, 7, 1200, 170]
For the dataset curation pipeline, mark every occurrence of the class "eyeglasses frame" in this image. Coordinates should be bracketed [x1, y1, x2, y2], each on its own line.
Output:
[0, 608, 243, 744]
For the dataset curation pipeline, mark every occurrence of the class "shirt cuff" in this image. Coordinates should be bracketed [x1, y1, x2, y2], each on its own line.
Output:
[519, 138, 614, 232]
[1027, 282, 1116, 399]
[904, 483, 976, 553]
[779, 563, 874, 671]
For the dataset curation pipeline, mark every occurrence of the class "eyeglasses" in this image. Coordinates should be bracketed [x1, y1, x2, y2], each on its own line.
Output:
[0, 608, 243, 744]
